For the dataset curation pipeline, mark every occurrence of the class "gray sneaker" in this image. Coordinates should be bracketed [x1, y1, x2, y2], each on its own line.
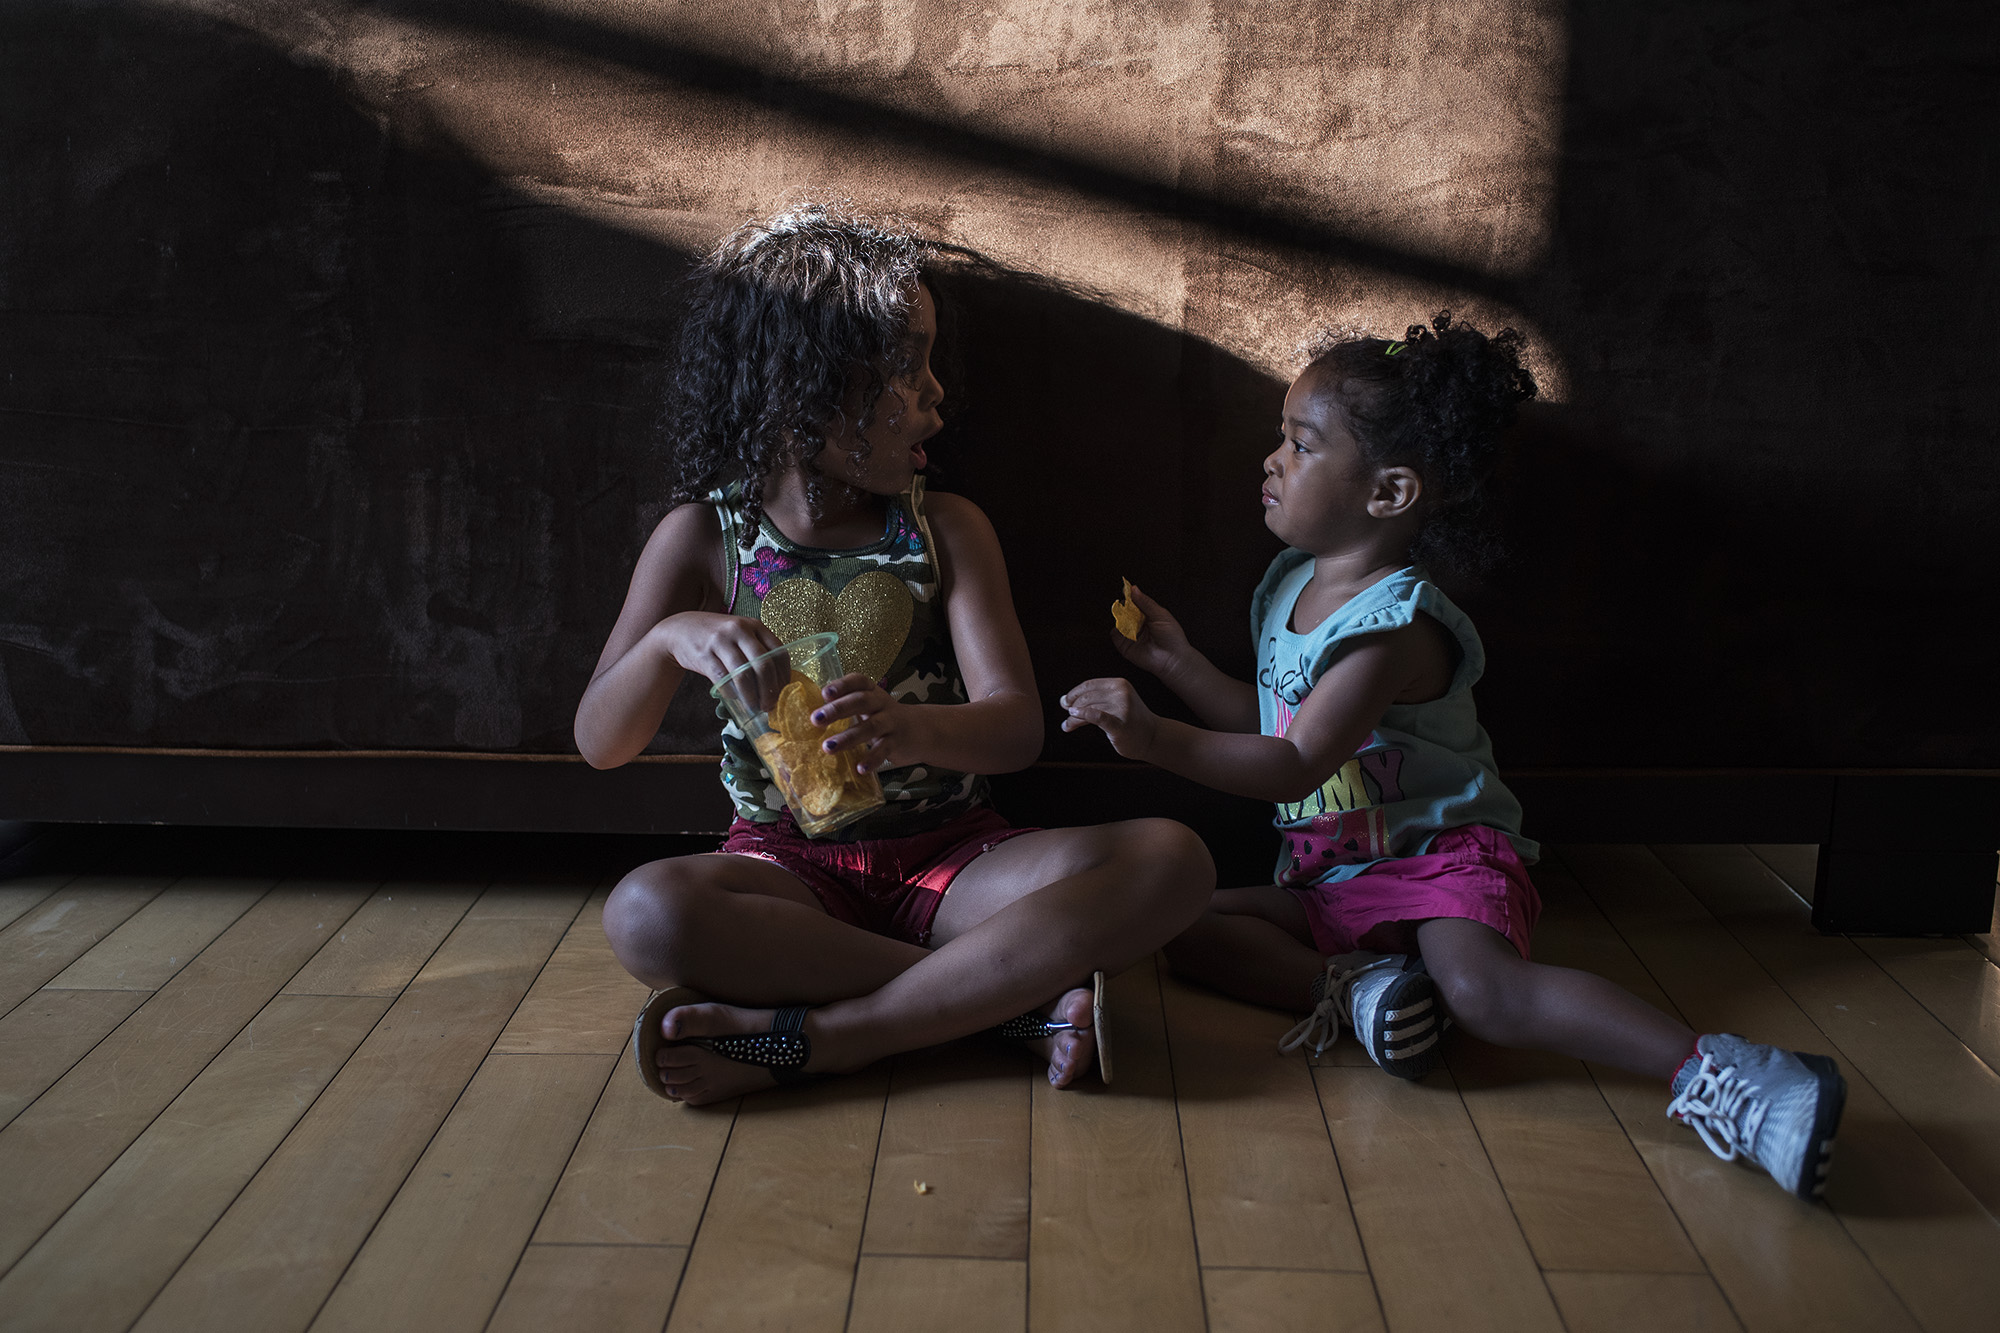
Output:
[1279, 952, 1445, 1079]
[1666, 1033, 1846, 1200]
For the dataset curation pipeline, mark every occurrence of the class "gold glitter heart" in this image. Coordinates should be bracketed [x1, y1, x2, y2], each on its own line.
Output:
[756, 577, 835, 669]
[758, 569, 913, 686]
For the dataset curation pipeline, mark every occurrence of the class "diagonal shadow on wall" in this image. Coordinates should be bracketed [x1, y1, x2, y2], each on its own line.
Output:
[0, 0, 1292, 780]
[355, 0, 1527, 306]
[2, 0, 1995, 807]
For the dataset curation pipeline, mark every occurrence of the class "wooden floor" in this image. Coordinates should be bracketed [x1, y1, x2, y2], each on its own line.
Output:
[1, 833, 1997, 1333]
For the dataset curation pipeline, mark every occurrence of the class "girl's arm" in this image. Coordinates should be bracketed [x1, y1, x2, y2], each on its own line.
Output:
[1109, 585, 1259, 733]
[1060, 624, 1441, 803]
[815, 492, 1043, 775]
[574, 503, 782, 769]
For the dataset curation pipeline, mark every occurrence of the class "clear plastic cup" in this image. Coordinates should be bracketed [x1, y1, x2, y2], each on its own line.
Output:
[710, 631, 885, 838]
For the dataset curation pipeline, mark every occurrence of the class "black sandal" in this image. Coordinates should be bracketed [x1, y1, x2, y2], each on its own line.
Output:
[632, 987, 818, 1100]
[985, 970, 1113, 1084]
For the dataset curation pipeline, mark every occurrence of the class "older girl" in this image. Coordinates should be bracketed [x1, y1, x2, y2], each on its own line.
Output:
[577, 207, 1212, 1104]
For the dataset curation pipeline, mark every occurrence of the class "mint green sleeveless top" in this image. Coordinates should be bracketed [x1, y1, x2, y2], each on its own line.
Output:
[713, 479, 989, 839]
[1253, 552, 1537, 884]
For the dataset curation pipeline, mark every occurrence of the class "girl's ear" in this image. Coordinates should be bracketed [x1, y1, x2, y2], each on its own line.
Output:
[1367, 466, 1423, 519]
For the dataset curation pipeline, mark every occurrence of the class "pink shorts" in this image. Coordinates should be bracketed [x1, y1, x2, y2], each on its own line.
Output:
[1284, 825, 1541, 960]
[718, 806, 1038, 946]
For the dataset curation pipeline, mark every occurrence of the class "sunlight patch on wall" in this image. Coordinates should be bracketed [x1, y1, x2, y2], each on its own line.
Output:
[159, 0, 1567, 391]
[520, 0, 1571, 277]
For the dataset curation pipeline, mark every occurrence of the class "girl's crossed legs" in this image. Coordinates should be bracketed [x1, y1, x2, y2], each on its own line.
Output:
[1165, 884, 1693, 1079]
[603, 817, 1215, 1103]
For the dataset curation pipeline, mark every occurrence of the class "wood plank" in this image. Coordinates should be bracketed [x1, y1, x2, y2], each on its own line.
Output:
[283, 883, 480, 998]
[1554, 1021, 1915, 1332]
[0, 994, 387, 1333]
[1967, 864, 2000, 966]
[847, 1256, 1024, 1333]
[861, 1039, 1030, 1261]
[310, 1052, 618, 1333]
[1315, 1063, 1562, 1333]
[1634, 844, 2000, 1333]
[1442, 864, 1704, 1275]
[0, 875, 70, 934]
[1654, 844, 2000, 1213]
[1309, 1035, 1377, 1067]
[467, 883, 598, 920]
[1543, 1272, 1743, 1333]
[0, 879, 371, 1274]
[1446, 1035, 1704, 1273]
[533, 1037, 736, 1247]
[0, 988, 147, 1131]
[45, 880, 266, 990]
[1, 837, 1988, 1332]
[1748, 844, 1817, 902]
[1157, 969, 1365, 1271]
[1518, 855, 1690, 1023]
[1554, 847, 1930, 1333]
[1853, 934, 2000, 1075]
[487, 1243, 687, 1333]
[1512, 857, 1786, 1322]
[0, 876, 169, 1017]
[129, 889, 585, 1333]
[665, 1070, 889, 1333]
[1784, 1113, 2000, 1333]
[1201, 1270, 1383, 1333]
[494, 889, 648, 1055]
[1027, 955, 1205, 1333]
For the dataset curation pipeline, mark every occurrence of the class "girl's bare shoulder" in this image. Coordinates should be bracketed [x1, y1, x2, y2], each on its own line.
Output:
[917, 488, 999, 546]
[632, 498, 730, 608]
[916, 490, 1004, 580]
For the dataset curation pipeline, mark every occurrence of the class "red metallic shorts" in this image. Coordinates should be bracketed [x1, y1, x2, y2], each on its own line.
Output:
[718, 805, 1038, 946]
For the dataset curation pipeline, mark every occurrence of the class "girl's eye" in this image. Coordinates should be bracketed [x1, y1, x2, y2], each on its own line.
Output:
[1292, 440, 1308, 454]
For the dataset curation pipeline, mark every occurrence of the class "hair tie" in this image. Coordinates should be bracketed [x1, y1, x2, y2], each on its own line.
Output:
[1383, 341, 1407, 356]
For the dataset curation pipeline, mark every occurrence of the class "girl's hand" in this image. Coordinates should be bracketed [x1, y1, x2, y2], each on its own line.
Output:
[1059, 677, 1161, 761]
[814, 673, 927, 775]
[656, 612, 784, 684]
[1111, 585, 1192, 679]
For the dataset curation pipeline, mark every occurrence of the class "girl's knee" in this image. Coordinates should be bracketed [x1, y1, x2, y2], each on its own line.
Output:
[603, 858, 723, 980]
[1429, 954, 1530, 1041]
[1116, 819, 1216, 913]
[1125, 818, 1214, 882]
[1432, 962, 1492, 1023]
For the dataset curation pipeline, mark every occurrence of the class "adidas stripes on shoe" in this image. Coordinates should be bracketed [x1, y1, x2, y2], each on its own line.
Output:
[1666, 1032, 1847, 1200]
[1279, 952, 1447, 1079]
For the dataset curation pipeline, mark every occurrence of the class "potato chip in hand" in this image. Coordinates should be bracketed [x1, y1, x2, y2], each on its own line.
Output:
[1111, 577, 1145, 641]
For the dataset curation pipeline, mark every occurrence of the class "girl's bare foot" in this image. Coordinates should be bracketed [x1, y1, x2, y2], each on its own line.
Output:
[656, 1000, 828, 1105]
[1037, 985, 1098, 1088]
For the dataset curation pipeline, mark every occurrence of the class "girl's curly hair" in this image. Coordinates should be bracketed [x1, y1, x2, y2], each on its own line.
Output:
[662, 204, 929, 544]
[1303, 311, 1537, 574]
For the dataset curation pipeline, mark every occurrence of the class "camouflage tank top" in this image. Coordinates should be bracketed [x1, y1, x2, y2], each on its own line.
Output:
[713, 478, 990, 839]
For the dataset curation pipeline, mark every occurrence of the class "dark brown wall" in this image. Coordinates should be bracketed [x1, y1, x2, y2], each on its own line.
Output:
[1, 0, 1994, 771]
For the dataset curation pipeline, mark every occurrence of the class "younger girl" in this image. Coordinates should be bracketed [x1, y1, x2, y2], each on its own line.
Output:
[1060, 315, 1846, 1200]
[577, 206, 1213, 1105]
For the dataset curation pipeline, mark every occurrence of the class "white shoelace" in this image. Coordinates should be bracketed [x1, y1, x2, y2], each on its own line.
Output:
[1278, 957, 1392, 1058]
[1278, 993, 1343, 1058]
[1666, 1053, 1769, 1161]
